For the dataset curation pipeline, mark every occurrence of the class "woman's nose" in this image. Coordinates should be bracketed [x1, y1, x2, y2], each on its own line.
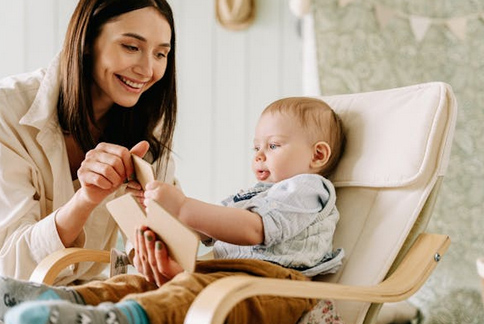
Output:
[134, 54, 153, 77]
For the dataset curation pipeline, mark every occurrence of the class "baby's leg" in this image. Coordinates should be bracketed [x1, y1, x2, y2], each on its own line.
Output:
[125, 259, 316, 324]
[0, 276, 83, 320]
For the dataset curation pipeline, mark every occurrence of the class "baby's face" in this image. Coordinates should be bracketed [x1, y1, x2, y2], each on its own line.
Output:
[252, 112, 314, 183]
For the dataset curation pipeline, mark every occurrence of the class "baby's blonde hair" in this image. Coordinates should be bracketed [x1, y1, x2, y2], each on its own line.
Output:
[262, 97, 346, 177]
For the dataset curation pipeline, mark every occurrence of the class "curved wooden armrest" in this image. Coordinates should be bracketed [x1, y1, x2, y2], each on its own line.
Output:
[29, 248, 111, 285]
[30, 248, 214, 285]
[184, 233, 450, 324]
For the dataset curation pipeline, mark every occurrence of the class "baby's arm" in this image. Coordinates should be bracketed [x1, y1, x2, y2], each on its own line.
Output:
[144, 181, 264, 245]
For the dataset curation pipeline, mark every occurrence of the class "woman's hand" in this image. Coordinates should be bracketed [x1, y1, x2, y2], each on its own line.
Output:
[77, 141, 149, 206]
[56, 141, 149, 247]
[133, 225, 184, 287]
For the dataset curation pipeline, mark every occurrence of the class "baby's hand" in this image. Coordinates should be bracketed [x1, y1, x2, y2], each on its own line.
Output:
[144, 181, 186, 217]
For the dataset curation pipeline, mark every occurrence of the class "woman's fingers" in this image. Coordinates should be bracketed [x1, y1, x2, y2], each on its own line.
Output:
[154, 240, 183, 280]
[134, 226, 155, 283]
[144, 230, 165, 286]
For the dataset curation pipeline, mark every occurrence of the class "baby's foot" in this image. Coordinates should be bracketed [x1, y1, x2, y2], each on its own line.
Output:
[0, 276, 82, 320]
[5, 300, 129, 324]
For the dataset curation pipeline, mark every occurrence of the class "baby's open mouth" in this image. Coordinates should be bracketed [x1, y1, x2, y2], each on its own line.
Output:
[256, 170, 270, 181]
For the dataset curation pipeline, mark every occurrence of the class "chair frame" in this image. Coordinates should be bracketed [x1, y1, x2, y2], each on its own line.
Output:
[30, 180, 450, 324]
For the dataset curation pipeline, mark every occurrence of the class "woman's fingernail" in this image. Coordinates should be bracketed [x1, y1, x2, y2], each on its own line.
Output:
[156, 241, 162, 250]
[145, 233, 153, 241]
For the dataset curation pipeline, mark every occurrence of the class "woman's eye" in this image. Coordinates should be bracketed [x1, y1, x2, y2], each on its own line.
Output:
[122, 44, 138, 52]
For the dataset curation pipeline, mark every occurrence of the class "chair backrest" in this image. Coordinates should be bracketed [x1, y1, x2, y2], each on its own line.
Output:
[315, 82, 457, 324]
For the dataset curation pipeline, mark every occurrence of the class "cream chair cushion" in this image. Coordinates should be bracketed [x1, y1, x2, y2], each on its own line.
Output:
[298, 82, 456, 324]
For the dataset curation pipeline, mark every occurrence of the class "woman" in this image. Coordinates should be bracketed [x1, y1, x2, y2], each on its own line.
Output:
[0, 0, 177, 285]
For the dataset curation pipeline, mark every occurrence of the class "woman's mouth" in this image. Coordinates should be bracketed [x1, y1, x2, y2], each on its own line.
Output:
[118, 75, 145, 90]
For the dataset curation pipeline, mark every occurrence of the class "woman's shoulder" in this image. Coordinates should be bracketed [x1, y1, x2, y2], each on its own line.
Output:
[0, 68, 46, 95]
[0, 68, 46, 116]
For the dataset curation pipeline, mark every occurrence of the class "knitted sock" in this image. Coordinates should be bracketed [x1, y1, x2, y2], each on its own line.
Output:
[117, 300, 149, 324]
[4, 299, 149, 324]
[0, 276, 83, 320]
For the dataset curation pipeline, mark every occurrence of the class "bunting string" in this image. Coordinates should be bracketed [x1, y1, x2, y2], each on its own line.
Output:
[341, 0, 484, 41]
[288, 0, 484, 42]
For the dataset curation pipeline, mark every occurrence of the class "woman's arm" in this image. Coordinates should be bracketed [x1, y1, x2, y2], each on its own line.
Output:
[144, 182, 264, 246]
[55, 141, 150, 247]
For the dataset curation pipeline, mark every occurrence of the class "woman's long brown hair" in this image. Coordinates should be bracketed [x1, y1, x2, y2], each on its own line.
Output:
[58, 0, 177, 173]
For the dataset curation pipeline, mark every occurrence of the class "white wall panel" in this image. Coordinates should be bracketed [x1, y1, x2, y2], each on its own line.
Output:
[24, 0, 56, 72]
[0, 0, 26, 76]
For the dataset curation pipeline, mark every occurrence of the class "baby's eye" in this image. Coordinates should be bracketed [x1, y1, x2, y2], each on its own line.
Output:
[269, 143, 279, 150]
[253, 146, 260, 152]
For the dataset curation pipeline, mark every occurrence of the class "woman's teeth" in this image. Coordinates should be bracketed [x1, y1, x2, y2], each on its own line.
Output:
[120, 76, 143, 89]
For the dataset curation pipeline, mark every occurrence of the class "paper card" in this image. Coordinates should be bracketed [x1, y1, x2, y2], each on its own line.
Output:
[146, 199, 200, 273]
[106, 194, 147, 244]
[132, 155, 155, 190]
[106, 194, 200, 273]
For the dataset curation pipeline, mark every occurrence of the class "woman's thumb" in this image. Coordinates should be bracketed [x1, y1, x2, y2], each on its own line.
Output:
[130, 140, 150, 158]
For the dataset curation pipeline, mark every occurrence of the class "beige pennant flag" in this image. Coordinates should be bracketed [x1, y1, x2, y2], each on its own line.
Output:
[374, 4, 395, 29]
[339, 0, 355, 8]
[409, 15, 432, 42]
[446, 17, 468, 40]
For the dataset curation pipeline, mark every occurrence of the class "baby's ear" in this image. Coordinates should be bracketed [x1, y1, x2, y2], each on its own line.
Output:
[311, 141, 331, 170]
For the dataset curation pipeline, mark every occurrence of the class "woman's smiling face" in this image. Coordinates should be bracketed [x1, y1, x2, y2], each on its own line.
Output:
[90, 6, 172, 117]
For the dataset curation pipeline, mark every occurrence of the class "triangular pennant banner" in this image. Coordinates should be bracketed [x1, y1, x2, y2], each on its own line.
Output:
[446, 17, 468, 40]
[339, 0, 355, 8]
[374, 4, 395, 29]
[409, 16, 432, 42]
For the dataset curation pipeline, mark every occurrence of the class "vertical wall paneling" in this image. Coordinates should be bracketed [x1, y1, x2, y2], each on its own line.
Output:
[212, 27, 248, 202]
[172, 1, 215, 202]
[246, 0, 283, 187]
[172, 0, 302, 204]
[56, 1, 77, 50]
[25, 0, 56, 72]
[280, 3, 302, 96]
[0, 0, 26, 77]
[0, 0, 77, 78]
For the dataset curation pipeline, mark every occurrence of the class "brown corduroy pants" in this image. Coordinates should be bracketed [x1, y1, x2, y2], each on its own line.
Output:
[74, 259, 317, 324]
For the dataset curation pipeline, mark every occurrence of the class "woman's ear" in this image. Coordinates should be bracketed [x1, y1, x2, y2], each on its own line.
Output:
[311, 141, 331, 170]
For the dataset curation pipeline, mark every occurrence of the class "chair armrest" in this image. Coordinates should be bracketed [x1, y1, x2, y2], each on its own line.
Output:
[29, 247, 215, 286]
[184, 233, 450, 324]
[29, 248, 111, 285]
